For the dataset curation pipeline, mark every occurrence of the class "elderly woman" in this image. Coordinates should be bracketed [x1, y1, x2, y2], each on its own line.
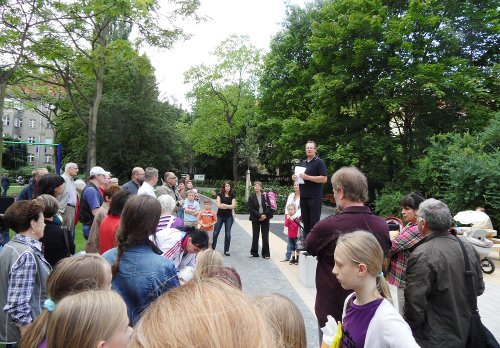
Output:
[37, 194, 75, 267]
[157, 195, 183, 231]
[248, 181, 274, 259]
[0, 200, 51, 345]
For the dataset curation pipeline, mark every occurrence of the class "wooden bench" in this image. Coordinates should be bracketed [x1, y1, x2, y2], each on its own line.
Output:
[323, 193, 336, 206]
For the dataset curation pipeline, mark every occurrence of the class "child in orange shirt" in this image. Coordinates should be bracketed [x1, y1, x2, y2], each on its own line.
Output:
[198, 199, 217, 248]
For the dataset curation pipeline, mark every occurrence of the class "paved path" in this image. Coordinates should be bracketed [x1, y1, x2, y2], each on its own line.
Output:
[208, 198, 500, 346]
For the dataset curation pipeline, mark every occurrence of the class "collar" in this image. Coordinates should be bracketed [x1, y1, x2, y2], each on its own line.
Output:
[339, 205, 372, 214]
[306, 156, 318, 163]
[13, 234, 43, 252]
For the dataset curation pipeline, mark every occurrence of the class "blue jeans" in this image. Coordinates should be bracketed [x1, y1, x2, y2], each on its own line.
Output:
[82, 224, 91, 240]
[285, 237, 298, 259]
[212, 215, 233, 253]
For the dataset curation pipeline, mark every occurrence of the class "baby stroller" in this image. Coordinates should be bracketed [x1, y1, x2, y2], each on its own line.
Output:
[385, 216, 404, 240]
[460, 229, 495, 274]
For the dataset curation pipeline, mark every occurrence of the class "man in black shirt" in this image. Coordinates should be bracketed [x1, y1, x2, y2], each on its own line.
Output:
[292, 141, 327, 241]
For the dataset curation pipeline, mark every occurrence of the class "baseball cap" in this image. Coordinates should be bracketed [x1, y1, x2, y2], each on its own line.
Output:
[90, 166, 107, 176]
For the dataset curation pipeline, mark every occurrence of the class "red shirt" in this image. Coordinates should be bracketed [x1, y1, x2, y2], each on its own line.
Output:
[284, 216, 299, 238]
[99, 215, 121, 254]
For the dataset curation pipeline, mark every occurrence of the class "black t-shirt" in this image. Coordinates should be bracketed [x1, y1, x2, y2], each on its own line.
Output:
[299, 156, 327, 198]
[217, 192, 235, 217]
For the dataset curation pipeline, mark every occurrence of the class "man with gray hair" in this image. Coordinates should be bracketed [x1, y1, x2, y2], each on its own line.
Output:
[156, 171, 182, 215]
[405, 198, 484, 347]
[121, 167, 145, 194]
[137, 167, 158, 197]
[59, 162, 79, 235]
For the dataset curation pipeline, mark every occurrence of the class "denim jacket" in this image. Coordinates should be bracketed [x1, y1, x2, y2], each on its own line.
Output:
[102, 243, 180, 324]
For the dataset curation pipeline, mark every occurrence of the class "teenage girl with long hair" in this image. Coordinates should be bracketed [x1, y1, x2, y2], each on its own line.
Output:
[333, 231, 418, 347]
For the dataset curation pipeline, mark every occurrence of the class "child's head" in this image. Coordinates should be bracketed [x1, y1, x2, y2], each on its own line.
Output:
[203, 199, 212, 210]
[47, 290, 131, 348]
[20, 255, 113, 347]
[129, 279, 281, 348]
[333, 230, 392, 302]
[187, 189, 194, 200]
[287, 204, 296, 216]
[184, 228, 209, 253]
[254, 293, 306, 348]
[195, 249, 224, 280]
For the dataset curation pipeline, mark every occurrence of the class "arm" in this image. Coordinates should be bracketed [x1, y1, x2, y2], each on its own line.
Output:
[404, 251, 433, 334]
[4, 252, 37, 331]
[247, 196, 261, 218]
[386, 226, 420, 258]
[300, 173, 328, 183]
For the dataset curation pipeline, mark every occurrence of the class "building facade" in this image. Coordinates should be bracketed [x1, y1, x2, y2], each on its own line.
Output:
[2, 98, 55, 168]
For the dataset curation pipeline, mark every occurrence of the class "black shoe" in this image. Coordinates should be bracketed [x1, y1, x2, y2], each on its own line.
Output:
[263, 256, 270, 259]
[289, 257, 295, 265]
[224, 252, 230, 256]
[249, 254, 259, 258]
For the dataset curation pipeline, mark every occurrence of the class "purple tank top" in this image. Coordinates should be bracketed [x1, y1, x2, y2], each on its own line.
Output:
[341, 296, 383, 348]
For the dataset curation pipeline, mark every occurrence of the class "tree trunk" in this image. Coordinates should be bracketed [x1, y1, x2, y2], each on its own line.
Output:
[232, 137, 238, 182]
[0, 82, 5, 170]
[85, 64, 105, 175]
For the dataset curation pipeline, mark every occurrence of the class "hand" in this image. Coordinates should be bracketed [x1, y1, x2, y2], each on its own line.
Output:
[259, 215, 266, 221]
[292, 174, 297, 181]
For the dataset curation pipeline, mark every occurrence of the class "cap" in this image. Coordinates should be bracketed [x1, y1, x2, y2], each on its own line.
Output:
[89, 166, 107, 176]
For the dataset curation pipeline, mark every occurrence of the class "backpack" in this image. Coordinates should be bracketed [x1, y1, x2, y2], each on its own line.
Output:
[263, 191, 277, 212]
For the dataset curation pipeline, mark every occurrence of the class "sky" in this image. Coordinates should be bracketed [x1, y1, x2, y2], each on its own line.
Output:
[143, 0, 307, 110]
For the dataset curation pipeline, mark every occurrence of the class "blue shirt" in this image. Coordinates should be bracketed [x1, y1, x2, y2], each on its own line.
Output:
[102, 243, 180, 325]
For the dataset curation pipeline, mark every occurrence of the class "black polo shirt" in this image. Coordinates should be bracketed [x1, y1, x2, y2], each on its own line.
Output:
[299, 156, 327, 198]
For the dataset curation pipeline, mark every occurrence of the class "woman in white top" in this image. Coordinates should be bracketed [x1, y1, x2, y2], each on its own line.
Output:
[285, 183, 301, 219]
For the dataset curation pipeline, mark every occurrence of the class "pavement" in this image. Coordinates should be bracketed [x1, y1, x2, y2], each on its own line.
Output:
[207, 199, 500, 347]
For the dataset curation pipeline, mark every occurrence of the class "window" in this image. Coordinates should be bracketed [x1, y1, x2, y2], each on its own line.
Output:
[2, 115, 10, 126]
[29, 119, 36, 128]
[28, 136, 35, 143]
[14, 118, 23, 128]
[44, 154, 52, 164]
[27, 154, 34, 163]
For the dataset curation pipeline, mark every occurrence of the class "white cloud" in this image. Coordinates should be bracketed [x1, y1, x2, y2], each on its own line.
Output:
[141, 0, 306, 109]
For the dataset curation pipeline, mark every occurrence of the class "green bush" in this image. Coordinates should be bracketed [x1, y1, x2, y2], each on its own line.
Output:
[374, 187, 404, 219]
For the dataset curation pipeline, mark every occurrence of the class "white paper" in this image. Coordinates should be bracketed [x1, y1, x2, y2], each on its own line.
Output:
[294, 166, 306, 184]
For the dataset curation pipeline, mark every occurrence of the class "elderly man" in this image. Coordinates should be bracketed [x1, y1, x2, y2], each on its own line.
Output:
[292, 140, 327, 241]
[79, 166, 108, 240]
[121, 167, 145, 194]
[306, 166, 390, 342]
[405, 198, 484, 347]
[156, 172, 182, 215]
[16, 168, 49, 201]
[59, 163, 79, 234]
[137, 167, 158, 197]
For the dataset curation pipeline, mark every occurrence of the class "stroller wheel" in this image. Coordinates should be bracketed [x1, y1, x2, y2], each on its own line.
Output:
[481, 258, 495, 274]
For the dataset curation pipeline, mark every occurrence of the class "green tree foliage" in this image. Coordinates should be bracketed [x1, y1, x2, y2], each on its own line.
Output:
[55, 42, 185, 180]
[259, 0, 498, 194]
[185, 35, 261, 181]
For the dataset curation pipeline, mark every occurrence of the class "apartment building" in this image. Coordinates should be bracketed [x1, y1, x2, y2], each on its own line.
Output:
[2, 98, 56, 168]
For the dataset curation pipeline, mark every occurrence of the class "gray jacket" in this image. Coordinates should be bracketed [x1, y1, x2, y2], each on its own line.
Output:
[404, 233, 484, 348]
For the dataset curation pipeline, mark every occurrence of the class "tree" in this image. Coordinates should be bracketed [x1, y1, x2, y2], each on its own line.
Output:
[184, 35, 261, 181]
[17, 0, 202, 174]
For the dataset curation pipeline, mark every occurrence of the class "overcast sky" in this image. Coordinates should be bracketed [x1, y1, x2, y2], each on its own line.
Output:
[142, 0, 307, 109]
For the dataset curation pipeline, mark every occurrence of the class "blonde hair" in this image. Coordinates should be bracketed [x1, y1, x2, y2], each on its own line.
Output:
[336, 231, 392, 303]
[130, 279, 283, 348]
[20, 254, 111, 348]
[195, 249, 224, 280]
[46, 290, 129, 348]
[254, 294, 307, 348]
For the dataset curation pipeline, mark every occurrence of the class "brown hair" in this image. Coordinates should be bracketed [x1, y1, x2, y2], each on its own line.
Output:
[112, 195, 161, 275]
[331, 166, 369, 203]
[130, 279, 283, 348]
[219, 181, 234, 196]
[20, 254, 111, 348]
[254, 294, 307, 348]
[4, 200, 44, 233]
[46, 290, 129, 348]
[336, 231, 392, 303]
[103, 185, 121, 202]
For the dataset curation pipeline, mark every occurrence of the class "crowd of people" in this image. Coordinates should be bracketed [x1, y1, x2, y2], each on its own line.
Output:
[0, 139, 495, 347]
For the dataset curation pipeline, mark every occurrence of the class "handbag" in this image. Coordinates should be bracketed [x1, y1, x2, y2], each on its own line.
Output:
[454, 235, 499, 348]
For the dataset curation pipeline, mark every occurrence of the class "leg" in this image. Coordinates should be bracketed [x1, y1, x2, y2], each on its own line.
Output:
[250, 221, 260, 256]
[212, 217, 224, 250]
[223, 215, 233, 253]
[308, 197, 323, 233]
[82, 224, 91, 240]
[300, 198, 311, 240]
[397, 286, 405, 316]
[285, 237, 293, 260]
[261, 219, 270, 258]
